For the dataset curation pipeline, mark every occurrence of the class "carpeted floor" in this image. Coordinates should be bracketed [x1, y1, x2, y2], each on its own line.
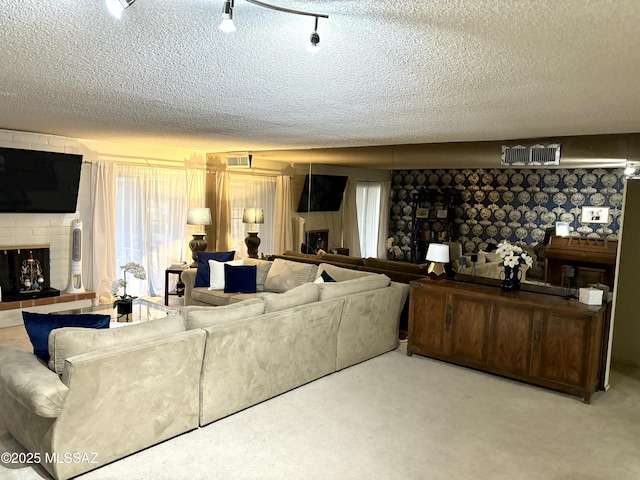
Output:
[1, 342, 640, 480]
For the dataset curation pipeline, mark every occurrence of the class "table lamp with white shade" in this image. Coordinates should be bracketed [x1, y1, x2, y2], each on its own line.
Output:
[243, 207, 264, 258]
[426, 243, 450, 280]
[187, 207, 212, 267]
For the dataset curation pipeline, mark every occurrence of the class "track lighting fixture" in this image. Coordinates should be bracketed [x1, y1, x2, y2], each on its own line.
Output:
[306, 16, 321, 53]
[223, 0, 329, 52]
[219, 0, 236, 33]
[106, 0, 135, 19]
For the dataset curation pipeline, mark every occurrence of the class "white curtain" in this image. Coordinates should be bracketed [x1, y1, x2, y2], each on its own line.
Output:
[342, 179, 361, 257]
[215, 171, 232, 251]
[356, 182, 382, 258]
[377, 180, 391, 258]
[114, 165, 188, 298]
[228, 174, 277, 257]
[91, 161, 117, 305]
[274, 175, 293, 254]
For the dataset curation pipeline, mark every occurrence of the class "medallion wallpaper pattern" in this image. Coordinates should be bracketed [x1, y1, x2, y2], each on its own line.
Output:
[389, 167, 626, 262]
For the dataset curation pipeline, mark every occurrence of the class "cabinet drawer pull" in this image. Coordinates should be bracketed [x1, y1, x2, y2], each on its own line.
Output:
[445, 305, 452, 332]
[533, 331, 540, 342]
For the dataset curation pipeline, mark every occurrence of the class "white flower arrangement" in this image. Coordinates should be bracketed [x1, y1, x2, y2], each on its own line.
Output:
[386, 237, 403, 259]
[495, 241, 533, 269]
[111, 262, 146, 306]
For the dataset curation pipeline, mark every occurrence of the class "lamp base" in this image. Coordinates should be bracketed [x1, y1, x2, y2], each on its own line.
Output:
[427, 261, 447, 280]
[189, 234, 207, 267]
[245, 232, 261, 259]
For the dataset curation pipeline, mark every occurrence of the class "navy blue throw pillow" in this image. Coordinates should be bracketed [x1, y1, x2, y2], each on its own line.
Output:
[22, 312, 111, 362]
[224, 264, 257, 294]
[321, 271, 336, 282]
[194, 251, 236, 287]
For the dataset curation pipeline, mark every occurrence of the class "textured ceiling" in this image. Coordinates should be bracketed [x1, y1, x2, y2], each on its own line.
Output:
[1, 0, 640, 156]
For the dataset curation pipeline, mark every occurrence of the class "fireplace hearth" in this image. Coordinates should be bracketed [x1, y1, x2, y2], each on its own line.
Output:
[0, 245, 60, 302]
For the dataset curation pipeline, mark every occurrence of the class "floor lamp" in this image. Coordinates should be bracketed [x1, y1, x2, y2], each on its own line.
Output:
[243, 207, 264, 258]
[187, 208, 212, 267]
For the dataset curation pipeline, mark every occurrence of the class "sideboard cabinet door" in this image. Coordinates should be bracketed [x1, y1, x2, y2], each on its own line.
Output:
[446, 294, 491, 366]
[408, 284, 447, 356]
[535, 312, 594, 389]
[488, 302, 536, 377]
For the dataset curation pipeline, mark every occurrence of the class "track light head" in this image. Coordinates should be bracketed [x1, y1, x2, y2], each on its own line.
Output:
[307, 31, 320, 53]
[219, 0, 236, 32]
[106, 0, 135, 19]
[306, 16, 321, 53]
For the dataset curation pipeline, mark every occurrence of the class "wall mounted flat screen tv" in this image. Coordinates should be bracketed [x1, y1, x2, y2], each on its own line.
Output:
[297, 174, 348, 212]
[0, 147, 83, 213]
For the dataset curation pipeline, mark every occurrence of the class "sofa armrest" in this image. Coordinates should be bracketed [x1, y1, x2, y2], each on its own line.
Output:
[0, 345, 68, 418]
[181, 268, 198, 305]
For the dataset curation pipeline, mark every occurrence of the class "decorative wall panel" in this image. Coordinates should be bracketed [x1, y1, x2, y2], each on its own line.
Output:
[389, 168, 625, 261]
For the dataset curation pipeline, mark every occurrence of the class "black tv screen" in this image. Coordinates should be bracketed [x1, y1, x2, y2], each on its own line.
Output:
[297, 174, 348, 212]
[0, 147, 82, 213]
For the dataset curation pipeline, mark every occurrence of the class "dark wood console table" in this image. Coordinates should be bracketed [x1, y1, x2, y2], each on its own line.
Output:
[545, 236, 618, 289]
[408, 278, 610, 403]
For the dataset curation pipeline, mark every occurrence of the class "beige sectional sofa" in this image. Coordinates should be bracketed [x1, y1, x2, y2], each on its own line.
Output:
[0, 261, 408, 480]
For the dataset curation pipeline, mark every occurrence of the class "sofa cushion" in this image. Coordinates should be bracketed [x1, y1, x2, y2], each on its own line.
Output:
[242, 258, 273, 292]
[260, 282, 319, 313]
[479, 250, 502, 263]
[184, 298, 266, 329]
[264, 258, 318, 293]
[316, 263, 375, 282]
[209, 259, 244, 290]
[224, 264, 257, 294]
[22, 312, 111, 362]
[194, 251, 235, 287]
[319, 274, 391, 301]
[48, 316, 186, 374]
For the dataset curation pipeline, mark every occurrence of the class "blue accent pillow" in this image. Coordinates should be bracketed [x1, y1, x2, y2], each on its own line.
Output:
[321, 271, 336, 282]
[194, 251, 235, 287]
[22, 312, 111, 362]
[224, 264, 257, 294]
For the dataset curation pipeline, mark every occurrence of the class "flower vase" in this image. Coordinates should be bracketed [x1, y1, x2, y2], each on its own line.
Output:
[117, 300, 133, 322]
[500, 265, 521, 291]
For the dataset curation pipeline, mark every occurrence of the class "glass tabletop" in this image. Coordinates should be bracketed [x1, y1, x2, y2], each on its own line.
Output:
[56, 297, 176, 325]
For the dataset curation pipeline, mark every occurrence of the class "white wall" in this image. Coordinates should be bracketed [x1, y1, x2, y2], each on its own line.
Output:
[0, 130, 97, 293]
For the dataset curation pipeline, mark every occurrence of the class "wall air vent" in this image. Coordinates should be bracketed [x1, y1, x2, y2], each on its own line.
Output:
[226, 152, 252, 168]
[501, 144, 561, 166]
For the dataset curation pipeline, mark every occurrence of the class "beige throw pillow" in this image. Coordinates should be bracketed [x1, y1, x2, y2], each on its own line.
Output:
[263, 258, 317, 293]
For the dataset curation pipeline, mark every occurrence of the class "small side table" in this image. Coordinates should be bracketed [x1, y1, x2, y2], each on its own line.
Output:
[165, 266, 187, 306]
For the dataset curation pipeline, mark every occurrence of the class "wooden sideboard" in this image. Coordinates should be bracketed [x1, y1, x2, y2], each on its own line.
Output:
[408, 278, 610, 403]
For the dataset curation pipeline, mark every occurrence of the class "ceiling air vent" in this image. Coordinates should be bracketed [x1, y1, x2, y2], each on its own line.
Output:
[501, 144, 561, 166]
[226, 152, 252, 168]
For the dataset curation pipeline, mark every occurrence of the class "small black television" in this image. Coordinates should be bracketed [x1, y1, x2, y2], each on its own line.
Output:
[297, 174, 348, 212]
[0, 147, 83, 213]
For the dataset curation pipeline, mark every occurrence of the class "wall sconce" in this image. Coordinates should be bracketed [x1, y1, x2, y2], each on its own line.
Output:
[243, 207, 264, 258]
[187, 208, 212, 267]
[426, 243, 450, 280]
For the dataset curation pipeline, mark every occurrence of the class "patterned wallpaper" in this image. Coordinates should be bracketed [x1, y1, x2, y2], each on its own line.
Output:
[389, 168, 626, 261]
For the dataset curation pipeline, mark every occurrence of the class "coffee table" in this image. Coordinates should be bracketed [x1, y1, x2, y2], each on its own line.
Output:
[56, 297, 175, 326]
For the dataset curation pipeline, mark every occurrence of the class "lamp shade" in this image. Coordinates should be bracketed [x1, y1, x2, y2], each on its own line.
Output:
[242, 208, 264, 224]
[187, 208, 212, 226]
[426, 243, 450, 263]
